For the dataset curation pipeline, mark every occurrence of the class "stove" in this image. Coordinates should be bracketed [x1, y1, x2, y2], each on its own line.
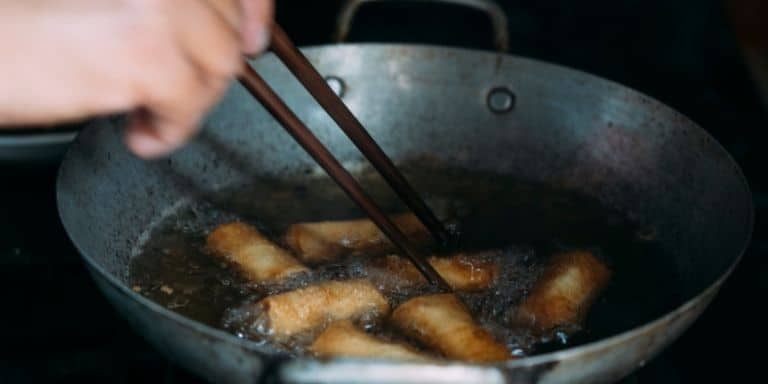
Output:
[1, 0, 765, 382]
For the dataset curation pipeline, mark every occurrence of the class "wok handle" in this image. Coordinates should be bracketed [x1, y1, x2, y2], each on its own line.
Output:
[334, 0, 509, 52]
[262, 358, 507, 384]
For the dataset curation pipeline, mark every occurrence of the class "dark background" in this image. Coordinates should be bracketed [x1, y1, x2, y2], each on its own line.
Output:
[1, 0, 766, 382]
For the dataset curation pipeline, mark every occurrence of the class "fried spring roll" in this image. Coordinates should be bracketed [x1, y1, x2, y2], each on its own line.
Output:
[207, 222, 308, 283]
[512, 250, 611, 332]
[284, 213, 430, 263]
[310, 320, 431, 361]
[391, 294, 510, 362]
[374, 253, 498, 292]
[259, 279, 389, 339]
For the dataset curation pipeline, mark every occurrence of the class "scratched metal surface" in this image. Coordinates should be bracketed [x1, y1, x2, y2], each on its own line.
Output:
[57, 44, 752, 383]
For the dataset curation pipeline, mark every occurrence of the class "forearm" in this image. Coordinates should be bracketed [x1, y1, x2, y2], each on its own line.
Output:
[0, 0, 140, 124]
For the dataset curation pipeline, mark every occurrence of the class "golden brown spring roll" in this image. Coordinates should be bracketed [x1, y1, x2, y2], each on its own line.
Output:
[258, 279, 389, 339]
[310, 320, 431, 361]
[207, 222, 309, 283]
[391, 293, 510, 363]
[283, 213, 430, 263]
[512, 250, 612, 332]
[373, 253, 498, 292]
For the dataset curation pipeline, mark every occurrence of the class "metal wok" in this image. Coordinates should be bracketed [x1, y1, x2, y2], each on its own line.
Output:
[56, 44, 752, 383]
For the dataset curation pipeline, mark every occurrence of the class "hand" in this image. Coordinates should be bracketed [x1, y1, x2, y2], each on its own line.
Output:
[0, 0, 273, 158]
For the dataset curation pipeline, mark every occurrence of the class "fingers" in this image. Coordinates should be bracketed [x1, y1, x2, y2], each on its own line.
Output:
[207, 0, 243, 30]
[175, 0, 242, 79]
[125, 70, 230, 158]
[123, 0, 239, 158]
[239, 0, 273, 54]
[123, 0, 274, 158]
[206, 0, 275, 55]
[125, 110, 176, 158]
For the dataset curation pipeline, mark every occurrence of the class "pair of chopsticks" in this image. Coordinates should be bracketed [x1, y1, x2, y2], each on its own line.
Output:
[237, 24, 451, 291]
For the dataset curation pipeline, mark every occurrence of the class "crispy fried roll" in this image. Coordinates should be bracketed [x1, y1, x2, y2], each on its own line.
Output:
[372, 252, 498, 292]
[259, 279, 389, 339]
[207, 222, 308, 283]
[512, 250, 611, 332]
[310, 320, 430, 361]
[283, 213, 430, 263]
[391, 293, 510, 362]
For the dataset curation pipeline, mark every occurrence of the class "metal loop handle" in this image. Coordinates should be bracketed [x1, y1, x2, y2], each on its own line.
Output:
[335, 0, 510, 52]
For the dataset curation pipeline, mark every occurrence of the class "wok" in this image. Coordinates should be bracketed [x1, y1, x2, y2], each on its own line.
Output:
[56, 8, 752, 381]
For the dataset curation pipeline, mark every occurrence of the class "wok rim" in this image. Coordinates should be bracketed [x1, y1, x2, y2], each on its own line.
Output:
[56, 43, 755, 373]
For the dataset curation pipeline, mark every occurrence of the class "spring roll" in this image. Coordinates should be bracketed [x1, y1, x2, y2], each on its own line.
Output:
[283, 213, 431, 263]
[372, 252, 498, 292]
[258, 279, 389, 339]
[310, 320, 431, 361]
[391, 293, 510, 363]
[511, 250, 611, 332]
[207, 222, 309, 283]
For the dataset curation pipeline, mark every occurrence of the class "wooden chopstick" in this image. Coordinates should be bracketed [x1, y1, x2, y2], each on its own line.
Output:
[268, 24, 451, 246]
[237, 62, 451, 291]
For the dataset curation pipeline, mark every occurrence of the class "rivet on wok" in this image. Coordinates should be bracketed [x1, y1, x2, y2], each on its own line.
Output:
[325, 76, 346, 98]
[487, 86, 516, 114]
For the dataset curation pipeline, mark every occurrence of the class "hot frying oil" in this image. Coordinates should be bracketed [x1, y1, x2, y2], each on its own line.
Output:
[129, 168, 680, 359]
